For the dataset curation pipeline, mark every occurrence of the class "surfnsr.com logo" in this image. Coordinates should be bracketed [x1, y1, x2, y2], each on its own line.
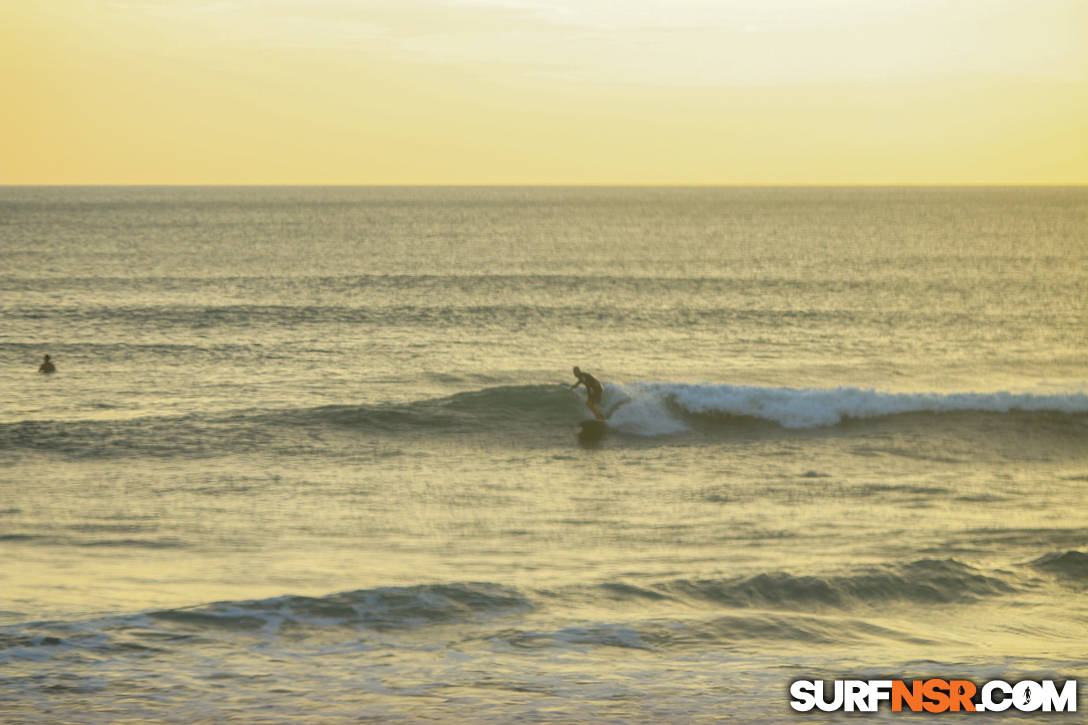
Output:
[789, 679, 1077, 713]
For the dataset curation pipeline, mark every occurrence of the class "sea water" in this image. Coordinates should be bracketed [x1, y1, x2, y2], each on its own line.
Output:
[1, 186, 1086, 722]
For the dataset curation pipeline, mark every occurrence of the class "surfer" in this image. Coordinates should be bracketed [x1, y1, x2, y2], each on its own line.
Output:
[38, 354, 56, 374]
[570, 366, 604, 420]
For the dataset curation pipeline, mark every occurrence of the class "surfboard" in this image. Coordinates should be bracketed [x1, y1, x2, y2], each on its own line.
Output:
[577, 419, 607, 443]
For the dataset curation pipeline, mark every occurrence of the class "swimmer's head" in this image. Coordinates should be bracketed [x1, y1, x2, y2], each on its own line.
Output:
[572, 366, 581, 376]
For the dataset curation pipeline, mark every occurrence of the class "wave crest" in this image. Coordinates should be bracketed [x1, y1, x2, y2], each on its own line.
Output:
[4, 383, 1086, 460]
[1030, 550, 1088, 585]
[150, 582, 532, 633]
[620, 383, 1088, 429]
[603, 559, 1014, 610]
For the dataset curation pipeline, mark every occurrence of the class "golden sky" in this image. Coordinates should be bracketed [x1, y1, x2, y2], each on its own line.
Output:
[2, 0, 1086, 184]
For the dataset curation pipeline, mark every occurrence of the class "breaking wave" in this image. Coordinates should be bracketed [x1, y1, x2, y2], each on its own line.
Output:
[611, 382, 1088, 430]
[0, 583, 531, 661]
[3, 383, 1086, 460]
[0, 559, 1023, 661]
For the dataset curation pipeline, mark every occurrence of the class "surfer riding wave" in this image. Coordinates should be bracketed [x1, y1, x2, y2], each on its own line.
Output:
[570, 366, 605, 420]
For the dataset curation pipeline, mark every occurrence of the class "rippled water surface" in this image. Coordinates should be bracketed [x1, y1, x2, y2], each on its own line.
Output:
[2, 187, 1086, 722]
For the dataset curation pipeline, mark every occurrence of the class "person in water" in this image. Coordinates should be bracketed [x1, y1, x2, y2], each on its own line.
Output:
[38, 354, 56, 374]
[570, 366, 604, 420]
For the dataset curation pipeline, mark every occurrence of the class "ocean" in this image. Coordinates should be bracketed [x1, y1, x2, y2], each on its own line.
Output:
[1, 186, 1086, 722]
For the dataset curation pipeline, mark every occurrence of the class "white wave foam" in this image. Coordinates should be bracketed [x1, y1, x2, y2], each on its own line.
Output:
[604, 386, 689, 436]
[619, 383, 1088, 429]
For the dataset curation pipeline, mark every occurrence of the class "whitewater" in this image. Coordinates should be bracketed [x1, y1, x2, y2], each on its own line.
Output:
[2, 186, 1086, 722]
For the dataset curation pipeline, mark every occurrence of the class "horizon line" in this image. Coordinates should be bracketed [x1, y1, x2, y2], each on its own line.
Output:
[2, 182, 1086, 189]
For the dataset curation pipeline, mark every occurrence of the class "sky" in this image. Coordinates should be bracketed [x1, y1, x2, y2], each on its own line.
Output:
[2, 0, 1086, 184]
